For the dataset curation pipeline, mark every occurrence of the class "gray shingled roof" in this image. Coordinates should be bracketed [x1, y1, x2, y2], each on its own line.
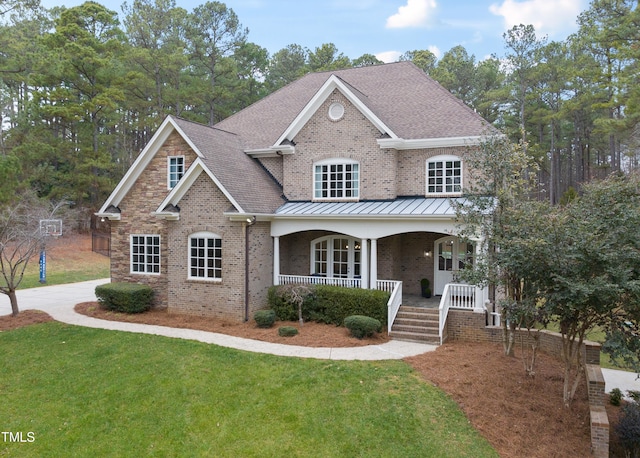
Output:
[215, 61, 492, 151]
[167, 63, 493, 215]
[171, 117, 284, 214]
[276, 197, 465, 217]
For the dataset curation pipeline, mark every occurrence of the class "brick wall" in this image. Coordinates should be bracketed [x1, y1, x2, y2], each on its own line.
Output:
[166, 173, 246, 320]
[247, 221, 273, 316]
[110, 131, 198, 307]
[397, 146, 472, 197]
[283, 90, 396, 201]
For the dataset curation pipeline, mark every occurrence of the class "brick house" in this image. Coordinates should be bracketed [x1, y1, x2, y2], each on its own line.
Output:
[96, 61, 494, 336]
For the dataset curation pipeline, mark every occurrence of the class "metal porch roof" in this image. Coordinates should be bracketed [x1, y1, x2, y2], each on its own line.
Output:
[275, 197, 466, 217]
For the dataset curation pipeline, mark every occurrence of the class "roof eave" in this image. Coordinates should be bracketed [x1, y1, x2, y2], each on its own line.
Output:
[94, 212, 122, 221]
[245, 145, 296, 158]
[377, 136, 485, 150]
[152, 212, 180, 221]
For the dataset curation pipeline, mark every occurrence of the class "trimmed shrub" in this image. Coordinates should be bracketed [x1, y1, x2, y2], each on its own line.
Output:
[267, 284, 389, 326]
[344, 315, 382, 339]
[314, 286, 388, 326]
[278, 326, 299, 337]
[254, 309, 276, 328]
[95, 282, 153, 314]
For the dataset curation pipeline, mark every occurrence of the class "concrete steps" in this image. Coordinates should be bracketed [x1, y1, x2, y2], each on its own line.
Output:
[389, 306, 440, 344]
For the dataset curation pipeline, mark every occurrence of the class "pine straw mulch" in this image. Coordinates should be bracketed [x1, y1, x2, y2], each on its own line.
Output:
[3, 304, 629, 457]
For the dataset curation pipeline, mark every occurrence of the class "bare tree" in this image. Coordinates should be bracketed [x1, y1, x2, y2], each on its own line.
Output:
[0, 193, 63, 316]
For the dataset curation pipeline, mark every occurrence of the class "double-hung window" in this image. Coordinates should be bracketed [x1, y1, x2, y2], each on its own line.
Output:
[314, 159, 359, 200]
[168, 156, 185, 189]
[189, 232, 222, 281]
[426, 156, 462, 195]
[131, 235, 160, 274]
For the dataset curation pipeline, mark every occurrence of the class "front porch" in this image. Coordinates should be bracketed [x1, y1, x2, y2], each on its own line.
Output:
[276, 274, 491, 344]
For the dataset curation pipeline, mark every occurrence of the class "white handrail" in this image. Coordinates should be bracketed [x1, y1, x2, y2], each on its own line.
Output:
[438, 284, 451, 345]
[439, 283, 489, 343]
[383, 280, 403, 333]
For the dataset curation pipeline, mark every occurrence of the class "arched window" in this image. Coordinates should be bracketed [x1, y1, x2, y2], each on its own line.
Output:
[310, 236, 361, 279]
[188, 231, 222, 281]
[426, 155, 462, 195]
[313, 158, 359, 200]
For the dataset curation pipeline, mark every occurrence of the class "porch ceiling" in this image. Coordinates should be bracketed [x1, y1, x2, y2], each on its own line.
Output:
[275, 197, 465, 218]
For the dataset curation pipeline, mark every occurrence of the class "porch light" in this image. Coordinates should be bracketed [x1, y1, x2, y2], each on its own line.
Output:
[424, 250, 432, 258]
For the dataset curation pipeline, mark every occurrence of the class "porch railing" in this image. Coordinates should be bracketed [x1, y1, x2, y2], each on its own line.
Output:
[438, 283, 488, 344]
[381, 280, 402, 333]
[276, 275, 402, 333]
[278, 275, 361, 289]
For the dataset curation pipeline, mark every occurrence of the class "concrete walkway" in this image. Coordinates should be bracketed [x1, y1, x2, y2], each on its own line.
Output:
[1, 279, 639, 396]
[0, 279, 437, 361]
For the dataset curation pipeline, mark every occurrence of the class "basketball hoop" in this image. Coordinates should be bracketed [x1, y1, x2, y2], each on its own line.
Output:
[38, 219, 62, 284]
[39, 219, 63, 238]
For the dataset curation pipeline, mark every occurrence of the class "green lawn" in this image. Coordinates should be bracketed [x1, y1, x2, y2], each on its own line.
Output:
[1, 323, 498, 457]
[11, 250, 110, 290]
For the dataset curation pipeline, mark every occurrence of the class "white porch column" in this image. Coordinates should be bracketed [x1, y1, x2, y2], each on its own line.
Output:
[360, 238, 369, 289]
[370, 238, 378, 288]
[273, 236, 280, 285]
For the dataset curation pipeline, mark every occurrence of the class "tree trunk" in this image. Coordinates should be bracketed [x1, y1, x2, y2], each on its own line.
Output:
[8, 289, 19, 316]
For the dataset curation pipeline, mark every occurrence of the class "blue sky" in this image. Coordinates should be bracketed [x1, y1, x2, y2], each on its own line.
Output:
[42, 0, 589, 62]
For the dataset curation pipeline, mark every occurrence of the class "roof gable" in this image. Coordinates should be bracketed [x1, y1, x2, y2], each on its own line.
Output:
[215, 62, 495, 152]
[274, 74, 397, 146]
[97, 116, 201, 218]
[98, 115, 284, 219]
[154, 158, 244, 219]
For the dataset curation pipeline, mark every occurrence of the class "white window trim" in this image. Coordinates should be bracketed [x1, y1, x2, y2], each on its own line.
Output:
[130, 234, 161, 275]
[313, 158, 360, 201]
[188, 231, 222, 282]
[426, 154, 463, 196]
[168, 155, 185, 190]
[310, 235, 361, 279]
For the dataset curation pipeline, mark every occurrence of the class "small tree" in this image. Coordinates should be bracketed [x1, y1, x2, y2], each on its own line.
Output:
[0, 193, 63, 316]
[454, 133, 542, 356]
[280, 284, 312, 326]
[537, 174, 640, 405]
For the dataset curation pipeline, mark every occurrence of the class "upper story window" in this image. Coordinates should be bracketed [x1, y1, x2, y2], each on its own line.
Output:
[131, 234, 160, 274]
[314, 159, 359, 200]
[168, 156, 185, 189]
[426, 155, 462, 195]
[189, 232, 222, 281]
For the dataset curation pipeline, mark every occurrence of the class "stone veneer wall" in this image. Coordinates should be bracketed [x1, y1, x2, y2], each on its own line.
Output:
[110, 131, 198, 308]
[446, 309, 608, 457]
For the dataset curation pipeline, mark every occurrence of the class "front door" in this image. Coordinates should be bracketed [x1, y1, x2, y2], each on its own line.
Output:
[311, 236, 361, 279]
[434, 236, 474, 295]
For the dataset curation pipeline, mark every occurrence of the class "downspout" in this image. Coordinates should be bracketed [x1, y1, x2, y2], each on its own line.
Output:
[244, 216, 256, 321]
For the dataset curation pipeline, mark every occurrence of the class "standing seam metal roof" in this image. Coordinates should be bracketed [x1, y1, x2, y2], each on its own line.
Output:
[275, 197, 465, 217]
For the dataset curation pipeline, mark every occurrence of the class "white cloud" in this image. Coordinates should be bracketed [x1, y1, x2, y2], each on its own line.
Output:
[386, 0, 437, 28]
[376, 51, 403, 63]
[428, 45, 441, 59]
[489, 0, 584, 37]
